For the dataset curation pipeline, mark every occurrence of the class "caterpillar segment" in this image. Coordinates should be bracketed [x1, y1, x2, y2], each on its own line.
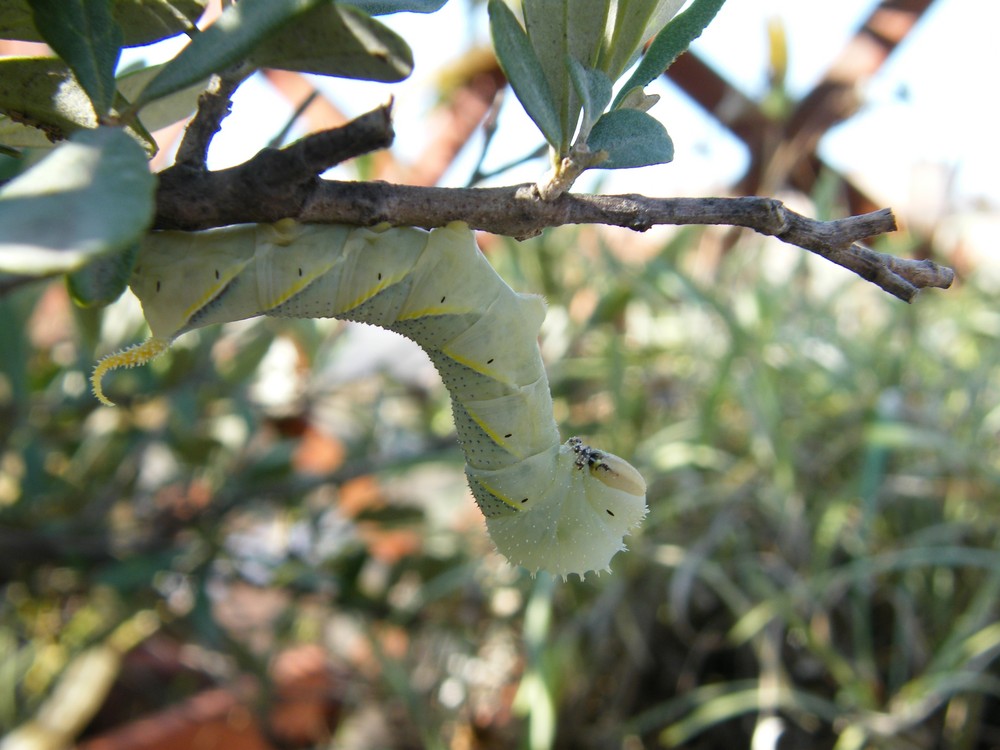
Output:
[92, 220, 647, 578]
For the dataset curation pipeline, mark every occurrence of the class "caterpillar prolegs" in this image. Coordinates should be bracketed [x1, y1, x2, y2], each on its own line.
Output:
[92, 221, 647, 578]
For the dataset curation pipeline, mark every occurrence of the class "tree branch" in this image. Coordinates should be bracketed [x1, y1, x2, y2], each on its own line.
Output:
[301, 185, 953, 302]
[153, 107, 954, 303]
[156, 103, 395, 230]
[173, 64, 255, 169]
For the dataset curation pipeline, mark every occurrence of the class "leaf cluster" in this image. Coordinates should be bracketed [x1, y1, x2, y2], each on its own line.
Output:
[489, 0, 725, 196]
[0, 218, 995, 747]
[0, 0, 435, 288]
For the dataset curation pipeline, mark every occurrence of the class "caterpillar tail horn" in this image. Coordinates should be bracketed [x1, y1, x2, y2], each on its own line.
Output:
[91, 337, 172, 406]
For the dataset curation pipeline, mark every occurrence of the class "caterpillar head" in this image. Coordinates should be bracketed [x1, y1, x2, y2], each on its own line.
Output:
[466, 438, 648, 579]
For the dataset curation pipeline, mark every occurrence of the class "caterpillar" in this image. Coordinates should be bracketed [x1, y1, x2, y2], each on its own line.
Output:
[92, 221, 647, 578]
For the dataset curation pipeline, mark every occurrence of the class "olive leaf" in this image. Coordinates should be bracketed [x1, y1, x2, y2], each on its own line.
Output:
[250, 3, 412, 82]
[27, 0, 123, 117]
[488, 0, 562, 148]
[344, 0, 448, 14]
[133, 0, 323, 109]
[587, 108, 673, 169]
[0, 127, 155, 275]
[612, 0, 728, 110]
[0, 0, 206, 47]
[567, 57, 611, 142]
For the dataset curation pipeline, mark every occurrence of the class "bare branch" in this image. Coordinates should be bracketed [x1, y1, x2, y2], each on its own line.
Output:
[152, 109, 953, 302]
[173, 63, 255, 169]
[299, 184, 953, 301]
[156, 103, 395, 230]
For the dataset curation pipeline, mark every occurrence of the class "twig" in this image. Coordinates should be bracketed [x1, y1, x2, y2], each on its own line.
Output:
[465, 87, 506, 187]
[156, 103, 395, 229]
[153, 110, 953, 302]
[174, 63, 255, 169]
[299, 186, 952, 301]
[267, 89, 320, 149]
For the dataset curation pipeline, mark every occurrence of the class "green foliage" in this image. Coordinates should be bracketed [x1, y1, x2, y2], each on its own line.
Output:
[0, 0, 417, 284]
[585, 107, 673, 169]
[0, 57, 100, 138]
[248, 3, 413, 82]
[1, 2, 991, 747]
[611, 0, 728, 110]
[346, 0, 449, 15]
[130, 0, 411, 110]
[26, 0, 122, 117]
[114, 63, 207, 133]
[487, 0, 562, 147]
[0, 127, 154, 275]
[67, 242, 139, 307]
[130, 0, 326, 108]
[2, 217, 996, 746]
[489, 0, 725, 176]
[0, 0, 206, 47]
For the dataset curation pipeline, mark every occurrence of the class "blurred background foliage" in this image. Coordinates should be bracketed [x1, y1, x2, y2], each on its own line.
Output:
[3, 1, 1000, 749]
[3, 193, 999, 748]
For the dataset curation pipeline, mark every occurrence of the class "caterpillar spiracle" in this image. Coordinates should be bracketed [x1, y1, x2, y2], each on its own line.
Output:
[92, 221, 647, 578]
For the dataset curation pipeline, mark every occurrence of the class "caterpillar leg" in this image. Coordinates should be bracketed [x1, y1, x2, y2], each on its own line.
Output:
[91, 337, 172, 406]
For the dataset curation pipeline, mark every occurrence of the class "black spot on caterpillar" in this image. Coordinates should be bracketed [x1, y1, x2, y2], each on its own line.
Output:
[91, 221, 647, 578]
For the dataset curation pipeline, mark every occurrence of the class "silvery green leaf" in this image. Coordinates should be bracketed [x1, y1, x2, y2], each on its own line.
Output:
[0, 116, 59, 148]
[27, 0, 123, 116]
[587, 108, 672, 169]
[0, 57, 97, 139]
[639, 0, 686, 49]
[488, 0, 561, 148]
[250, 3, 412, 82]
[598, 0, 661, 80]
[567, 58, 611, 140]
[116, 64, 207, 133]
[522, 0, 569, 146]
[0, 57, 156, 153]
[567, 0, 611, 69]
[344, 0, 448, 14]
[0, 127, 155, 275]
[523, 0, 610, 149]
[612, 0, 728, 110]
[67, 242, 138, 307]
[111, 0, 206, 46]
[134, 0, 322, 109]
[616, 85, 659, 112]
[0, 0, 206, 47]
[535, 0, 608, 144]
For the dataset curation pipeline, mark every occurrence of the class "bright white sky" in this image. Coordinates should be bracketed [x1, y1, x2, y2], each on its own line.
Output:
[138, 0, 997, 215]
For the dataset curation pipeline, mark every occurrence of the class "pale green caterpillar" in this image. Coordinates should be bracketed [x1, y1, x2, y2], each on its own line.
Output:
[92, 221, 647, 578]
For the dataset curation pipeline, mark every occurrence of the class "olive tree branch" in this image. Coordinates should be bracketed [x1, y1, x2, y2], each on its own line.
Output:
[153, 104, 954, 303]
[302, 184, 952, 301]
